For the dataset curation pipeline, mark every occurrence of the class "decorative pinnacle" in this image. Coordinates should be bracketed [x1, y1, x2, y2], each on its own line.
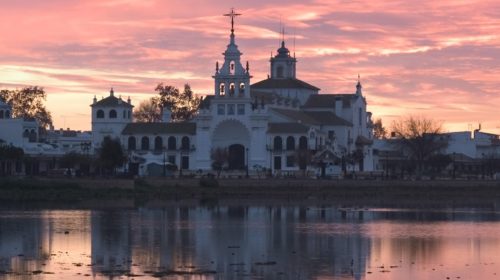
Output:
[224, 8, 241, 35]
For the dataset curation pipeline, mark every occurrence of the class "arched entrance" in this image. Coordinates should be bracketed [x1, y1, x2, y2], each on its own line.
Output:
[228, 144, 245, 170]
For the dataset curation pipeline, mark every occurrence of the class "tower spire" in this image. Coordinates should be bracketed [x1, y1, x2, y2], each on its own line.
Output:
[224, 8, 241, 42]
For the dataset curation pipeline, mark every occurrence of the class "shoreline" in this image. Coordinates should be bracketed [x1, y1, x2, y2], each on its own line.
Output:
[1, 177, 500, 210]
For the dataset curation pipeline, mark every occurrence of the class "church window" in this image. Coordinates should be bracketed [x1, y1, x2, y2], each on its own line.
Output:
[239, 83, 245, 95]
[286, 136, 295, 151]
[181, 156, 189, 169]
[277, 66, 284, 78]
[5, 110, 9, 118]
[286, 155, 295, 167]
[29, 129, 37, 143]
[154, 136, 163, 151]
[328, 131, 335, 140]
[217, 104, 225, 115]
[0, 110, 3, 119]
[274, 156, 282, 170]
[181, 136, 190, 150]
[109, 109, 117, 119]
[96, 110, 104, 119]
[23, 129, 29, 138]
[128, 136, 136, 150]
[220, 83, 225, 96]
[230, 61, 235, 75]
[128, 110, 131, 119]
[274, 136, 283, 151]
[141, 136, 150, 150]
[227, 104, 235, 115]
[229, 83, 235, 96]
[299, 136, 308, 150]
[168, 155, 176, 165]
[123, 110, 126, 119]
[237, 104, 245, 115]
[167, 136, 176, 150]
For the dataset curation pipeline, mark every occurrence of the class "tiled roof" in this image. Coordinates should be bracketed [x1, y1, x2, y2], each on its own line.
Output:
[302, 94, 359, 109]
[91, 95, 133, 108]
[251, 78, 320, 91]
[271, 108, 320, 125]
[122, 122, 196, 135]
[267, 122, 311, 134]
[304, 111, 353, 126]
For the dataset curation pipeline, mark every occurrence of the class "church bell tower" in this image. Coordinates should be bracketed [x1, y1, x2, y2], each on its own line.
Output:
[213, 9, 251, 99]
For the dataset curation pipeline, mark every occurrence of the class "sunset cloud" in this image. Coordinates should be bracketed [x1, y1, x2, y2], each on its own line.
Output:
[0, 0, 498, 132]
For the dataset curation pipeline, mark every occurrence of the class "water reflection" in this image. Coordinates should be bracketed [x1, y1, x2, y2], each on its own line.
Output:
[0, 206, 500, 279]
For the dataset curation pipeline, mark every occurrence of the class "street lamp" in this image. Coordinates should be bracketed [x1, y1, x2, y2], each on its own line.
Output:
[246, 147, 249, 178]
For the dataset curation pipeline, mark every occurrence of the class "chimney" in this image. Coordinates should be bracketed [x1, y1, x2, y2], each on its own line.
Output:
[93, 95, 97, 104]
[162, 106, 171, 123]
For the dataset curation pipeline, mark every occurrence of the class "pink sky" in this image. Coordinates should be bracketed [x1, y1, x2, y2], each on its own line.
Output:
[0, 0, 499, 133]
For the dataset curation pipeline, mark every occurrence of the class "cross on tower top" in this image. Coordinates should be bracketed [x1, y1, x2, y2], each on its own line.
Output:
[224, 8, 241, 34]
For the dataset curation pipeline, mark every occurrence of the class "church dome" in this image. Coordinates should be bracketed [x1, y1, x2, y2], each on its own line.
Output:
[276, 41, 290, 58]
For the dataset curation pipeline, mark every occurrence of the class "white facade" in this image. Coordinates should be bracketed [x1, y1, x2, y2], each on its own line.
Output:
[105, 15, 375, 176]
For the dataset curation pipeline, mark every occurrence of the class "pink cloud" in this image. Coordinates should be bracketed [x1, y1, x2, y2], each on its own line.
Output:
[0, 0, 498, 133]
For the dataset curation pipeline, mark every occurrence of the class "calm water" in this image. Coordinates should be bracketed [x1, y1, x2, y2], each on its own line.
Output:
[1, 205, 500, 279]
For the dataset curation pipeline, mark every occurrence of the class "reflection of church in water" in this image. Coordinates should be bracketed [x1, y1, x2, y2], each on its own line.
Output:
[91, 9, 374, 175]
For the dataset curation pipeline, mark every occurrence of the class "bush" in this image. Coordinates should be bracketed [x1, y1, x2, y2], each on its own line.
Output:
[199, 177, 219, 188]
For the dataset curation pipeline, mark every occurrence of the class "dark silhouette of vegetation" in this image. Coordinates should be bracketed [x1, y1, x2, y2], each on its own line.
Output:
[155, 83, 201, 121]
[98, 137, 126, 175]
[0, 86, 53, 129]
[373, 118, 387, 139]
[133, 98, 162, 123]
[0, 144, 24, 176]
[391, 116, 447, 176]
[211, 147, 228, 178]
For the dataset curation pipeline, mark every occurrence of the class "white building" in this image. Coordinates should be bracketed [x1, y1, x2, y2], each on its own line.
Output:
[90, 12, 375, 177]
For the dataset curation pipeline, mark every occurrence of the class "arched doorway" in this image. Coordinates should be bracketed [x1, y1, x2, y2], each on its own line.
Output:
[228, 144, 245, 170]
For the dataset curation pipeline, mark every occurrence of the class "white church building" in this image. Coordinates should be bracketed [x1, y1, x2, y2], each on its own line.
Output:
[90, 11, 375, 177]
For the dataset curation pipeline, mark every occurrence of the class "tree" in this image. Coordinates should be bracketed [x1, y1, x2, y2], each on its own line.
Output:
[391, 116, 446, 176]
[133, 98, 162, 123]
[0, 144, 24, 176]
[0, 86, 53, 129]
[211, 147, 228, 178]
[155, 83, 201, 121]
[373, 118, 387, 139]
[98, 137, 126, 175]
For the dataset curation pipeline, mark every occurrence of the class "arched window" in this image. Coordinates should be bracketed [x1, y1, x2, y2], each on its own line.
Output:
[128, 110, 131, 119]
[220, 83, 225, 96]
[229, 83, 235, 96]
[239, 83, 245, 95]
[277, 66, 284, 78]
[5, 110, 9, 118]
[96, 109, 104, 119]
[123, 110, 126, 119]
[0, 110, 3, 119]
[154, 136, 163, 151]
[29, 129, 37, 143]
[181, 136, 190, 150]
[273, 136, 283, 151]
[109, 109, 117, 119]
[141, 136, 150, 150]
[128, 136, 136, 150]
[23, 129, 29, 138]
[299, 136, 308, 150]
[286, 136, 295, 151]
[230, 61, 235, 75]
[168, 136, 176, 150]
